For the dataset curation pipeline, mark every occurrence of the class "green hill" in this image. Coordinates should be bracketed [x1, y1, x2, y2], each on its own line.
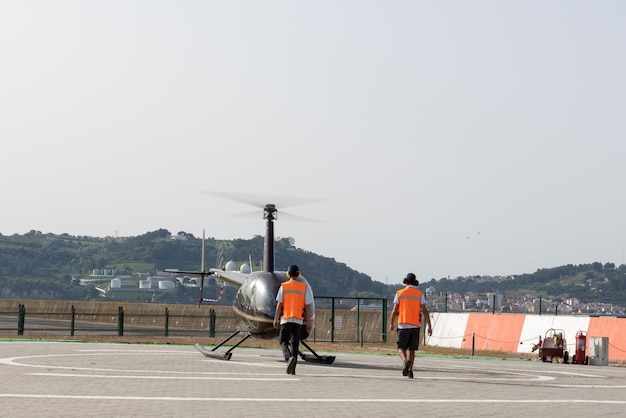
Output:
[1, 229, 625, 308]
[0, 229, 394, 304]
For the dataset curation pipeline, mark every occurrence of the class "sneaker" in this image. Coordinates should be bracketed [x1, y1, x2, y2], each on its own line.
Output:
[408, 371, 414, 379]
[402, 360, 410, 376]
[287, 356, 297, 375]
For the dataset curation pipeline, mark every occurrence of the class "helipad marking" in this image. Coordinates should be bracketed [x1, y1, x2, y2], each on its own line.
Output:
[0, 353, 286, 375]
[0, 395, 625, 404]
[0, 351, 555, 382]
[27, 371, 549, 382]
[3, 348, 604, 385]
[29, 373, 290, 381]
[422, 364, 603, 378]
[549, 384, 626, 388]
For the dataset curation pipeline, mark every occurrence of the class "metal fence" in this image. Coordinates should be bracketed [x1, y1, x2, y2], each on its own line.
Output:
[0, 297, 389, 343]
[0, 303, 234, 339]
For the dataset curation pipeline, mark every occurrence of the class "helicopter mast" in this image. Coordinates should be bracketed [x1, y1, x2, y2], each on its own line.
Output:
[263, 204, 276, 272]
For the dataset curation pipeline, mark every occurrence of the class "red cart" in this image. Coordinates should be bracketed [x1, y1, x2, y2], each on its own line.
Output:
[538, 328, 569, 363]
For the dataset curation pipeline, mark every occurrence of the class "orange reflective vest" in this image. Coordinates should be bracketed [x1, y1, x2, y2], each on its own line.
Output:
[281, 280, 307, 320]
[397, 287, 422, 327]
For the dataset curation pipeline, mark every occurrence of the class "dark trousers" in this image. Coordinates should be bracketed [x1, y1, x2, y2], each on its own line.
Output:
[279, 322, 302, 359]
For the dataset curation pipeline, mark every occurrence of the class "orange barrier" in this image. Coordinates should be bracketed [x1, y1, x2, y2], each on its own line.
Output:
[461, 313, 526, 353]
[587, 317, 626, 362]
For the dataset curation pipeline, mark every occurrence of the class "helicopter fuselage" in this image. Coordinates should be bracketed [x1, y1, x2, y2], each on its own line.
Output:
[232, 271, 283, 338]
[228, 270, 315, 339]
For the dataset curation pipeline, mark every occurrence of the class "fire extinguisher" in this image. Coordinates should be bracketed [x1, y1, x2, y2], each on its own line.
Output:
[573, 331, 588, 365]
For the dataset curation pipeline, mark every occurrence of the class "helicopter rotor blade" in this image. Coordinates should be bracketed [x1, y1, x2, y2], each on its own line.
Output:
[227, 208, 322, 223]
[204, 190, 325, 210]
[277, 211, 323, 223]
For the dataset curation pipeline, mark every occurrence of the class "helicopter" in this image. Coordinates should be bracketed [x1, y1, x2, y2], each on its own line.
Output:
[166, 201, 335, 364]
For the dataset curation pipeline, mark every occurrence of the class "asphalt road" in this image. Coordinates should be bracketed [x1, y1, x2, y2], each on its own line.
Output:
[1, 340, 625, 417]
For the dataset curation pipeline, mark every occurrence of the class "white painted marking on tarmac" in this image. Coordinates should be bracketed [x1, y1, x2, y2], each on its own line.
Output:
[0, 354, 286, 376]
[29, 373, 291, 381]
[7, 350, 623, 388]
[507, 369, 603, 378]
[74, 349, 198, 355]
[302, 372, 553, 382]
[0, 352, 184, 368]
[26, 371, 547, 383]
[0, 395, 626, 404]
[0, 352, 556, 383]
[549, 384, 626, 388]
[424, 364, 603, 378]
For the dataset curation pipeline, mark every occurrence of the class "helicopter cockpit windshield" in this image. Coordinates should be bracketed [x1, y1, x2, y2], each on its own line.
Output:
[233, 272, 316, 322]
[253, 273, 280, 319]
[233, 272, 279, 320]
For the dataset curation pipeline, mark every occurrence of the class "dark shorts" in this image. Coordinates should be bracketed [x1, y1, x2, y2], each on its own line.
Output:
[396, 327, 420, 351]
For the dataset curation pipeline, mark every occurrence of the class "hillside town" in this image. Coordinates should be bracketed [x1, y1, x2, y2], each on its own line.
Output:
[424, 287, 626, 317]
[86, 267, 626, 317]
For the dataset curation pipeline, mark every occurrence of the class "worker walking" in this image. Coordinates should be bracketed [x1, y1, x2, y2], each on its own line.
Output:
[390, 273, 433, 379]
[273, 265, 314, 375]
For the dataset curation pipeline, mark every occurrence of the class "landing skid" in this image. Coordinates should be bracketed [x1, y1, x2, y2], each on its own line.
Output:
[298, 340, 336, 364]
[194, 330, 336, 365]
[194, 330, 252, 360]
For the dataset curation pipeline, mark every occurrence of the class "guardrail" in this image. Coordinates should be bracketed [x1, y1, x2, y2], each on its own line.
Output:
[0, 298, 389, 344]
[0, 303, 232, 338]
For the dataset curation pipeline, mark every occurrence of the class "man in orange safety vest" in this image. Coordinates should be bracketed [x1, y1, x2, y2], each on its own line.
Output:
[273, 264, 314, 375]
[390, 272, 433, 379]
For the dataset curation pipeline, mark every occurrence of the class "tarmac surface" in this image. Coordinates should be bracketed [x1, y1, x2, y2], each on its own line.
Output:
[1, 340, 626, 417]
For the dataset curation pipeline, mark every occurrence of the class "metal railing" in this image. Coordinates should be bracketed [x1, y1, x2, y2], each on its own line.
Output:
[0, 298, 390, 344]
[0, 304, 233, 339]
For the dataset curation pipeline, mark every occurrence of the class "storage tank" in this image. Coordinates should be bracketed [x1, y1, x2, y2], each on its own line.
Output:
[225, 260, 237, 271]
[159, 281, 175, 290]
[111, 278, 122, 288]
[139, 280, 152, 289]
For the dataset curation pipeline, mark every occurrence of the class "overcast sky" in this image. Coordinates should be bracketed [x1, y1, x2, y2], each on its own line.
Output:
[2, 1, 625, 284]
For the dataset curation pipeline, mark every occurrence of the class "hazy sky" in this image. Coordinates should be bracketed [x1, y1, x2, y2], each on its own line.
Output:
[2, 1, 625, 284]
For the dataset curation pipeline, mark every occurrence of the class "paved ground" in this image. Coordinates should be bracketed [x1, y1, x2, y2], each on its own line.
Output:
[1, 340, 625, 417]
